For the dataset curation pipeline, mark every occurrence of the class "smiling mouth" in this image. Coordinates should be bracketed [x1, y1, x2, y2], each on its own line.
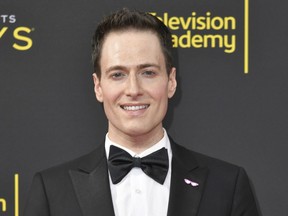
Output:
[120, 105, 150, 111]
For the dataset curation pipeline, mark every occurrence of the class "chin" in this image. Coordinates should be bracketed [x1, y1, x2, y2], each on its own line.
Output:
[126, 124, 161, 136]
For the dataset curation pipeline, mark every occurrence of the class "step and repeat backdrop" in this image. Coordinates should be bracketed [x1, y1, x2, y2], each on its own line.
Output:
[1, 0, 287, 215]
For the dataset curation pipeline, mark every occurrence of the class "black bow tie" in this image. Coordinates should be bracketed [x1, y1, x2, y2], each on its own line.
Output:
[108, 145, 169, 185]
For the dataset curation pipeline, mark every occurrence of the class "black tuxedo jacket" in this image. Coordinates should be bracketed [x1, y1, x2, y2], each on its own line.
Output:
[24, 138, 259, 216]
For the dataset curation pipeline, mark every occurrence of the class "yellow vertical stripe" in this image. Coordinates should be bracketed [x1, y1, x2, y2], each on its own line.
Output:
[14, 174, 19, 216]
[244, 0, 249, 74]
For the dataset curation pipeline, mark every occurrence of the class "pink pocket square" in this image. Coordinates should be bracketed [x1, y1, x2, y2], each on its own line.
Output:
[184, 178, 199, 187]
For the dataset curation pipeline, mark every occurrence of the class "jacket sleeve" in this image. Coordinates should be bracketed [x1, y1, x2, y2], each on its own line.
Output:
[231, 167, 260, 216]
[24, 173, 50, 216]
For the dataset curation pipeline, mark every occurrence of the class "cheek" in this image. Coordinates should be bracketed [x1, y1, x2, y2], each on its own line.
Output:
[149, 82, 170, 100]
[102, 91, 118, 104]
[102, 90, 119, 119]
[101, 84, 122, 106]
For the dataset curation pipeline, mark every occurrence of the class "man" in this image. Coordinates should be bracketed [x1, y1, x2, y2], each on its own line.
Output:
[24, 8, 259, 216]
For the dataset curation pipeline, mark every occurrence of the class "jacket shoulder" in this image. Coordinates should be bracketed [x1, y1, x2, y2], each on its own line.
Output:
[172, 140, 241, 171]
[39, 144, 105, 179]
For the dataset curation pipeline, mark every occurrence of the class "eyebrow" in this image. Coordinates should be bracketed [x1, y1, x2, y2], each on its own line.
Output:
[104, 63, 161, 74]
[137, 63, 161, 70]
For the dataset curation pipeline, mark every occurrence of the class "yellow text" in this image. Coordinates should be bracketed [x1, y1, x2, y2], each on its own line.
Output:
[0, 174, 19, 215]
[0, 26, 33, 50]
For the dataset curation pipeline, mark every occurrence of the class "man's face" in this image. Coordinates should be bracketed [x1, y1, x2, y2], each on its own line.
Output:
[93, 30, 177, 144]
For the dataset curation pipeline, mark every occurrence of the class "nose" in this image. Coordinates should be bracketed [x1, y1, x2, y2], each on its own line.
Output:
[125, 73, 142, 98]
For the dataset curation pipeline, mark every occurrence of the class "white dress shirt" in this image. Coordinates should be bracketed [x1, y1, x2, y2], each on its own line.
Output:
[105, 129, 172, 216]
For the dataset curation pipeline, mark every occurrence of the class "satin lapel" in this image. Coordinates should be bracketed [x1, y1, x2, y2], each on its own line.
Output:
[69, 145, 115, 216]
[167, 140, 209, 216]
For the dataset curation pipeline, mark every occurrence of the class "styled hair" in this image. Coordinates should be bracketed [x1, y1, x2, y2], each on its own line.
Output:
[91, 8, 174, 78]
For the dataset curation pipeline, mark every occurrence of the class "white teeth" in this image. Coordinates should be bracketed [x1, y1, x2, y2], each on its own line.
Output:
[122, 105, 148, 111]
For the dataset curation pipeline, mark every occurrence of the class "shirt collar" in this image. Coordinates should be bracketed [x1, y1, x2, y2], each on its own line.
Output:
[105, 128, 172, 159]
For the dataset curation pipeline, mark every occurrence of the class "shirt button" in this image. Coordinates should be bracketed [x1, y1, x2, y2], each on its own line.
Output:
[135, 189, 141, 194]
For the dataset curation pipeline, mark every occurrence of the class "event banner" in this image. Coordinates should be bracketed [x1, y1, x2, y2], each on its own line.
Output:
[1, 0, 287, 215]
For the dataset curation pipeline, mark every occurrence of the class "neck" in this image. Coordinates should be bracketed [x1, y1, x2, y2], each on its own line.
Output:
[107, 127, 164, 154]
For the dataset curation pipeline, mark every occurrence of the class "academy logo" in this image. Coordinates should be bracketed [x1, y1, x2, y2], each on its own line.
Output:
[151, 0, 250, 74]
[151, 11, 236, 53]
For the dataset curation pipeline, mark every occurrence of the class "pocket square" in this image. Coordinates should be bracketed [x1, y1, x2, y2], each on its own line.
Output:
[184, 178, 199, 187]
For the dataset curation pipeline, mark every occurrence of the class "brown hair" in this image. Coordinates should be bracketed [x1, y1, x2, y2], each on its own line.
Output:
[91, 8, 174, 78]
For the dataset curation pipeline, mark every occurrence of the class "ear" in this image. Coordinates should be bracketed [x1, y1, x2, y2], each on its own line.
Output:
[167, 67, 177, 99]
[92, 73, 103, 102]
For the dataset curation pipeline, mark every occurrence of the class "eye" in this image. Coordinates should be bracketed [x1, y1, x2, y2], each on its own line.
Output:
[142, 70, 156, 77]
[111, 72, 126, 79]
